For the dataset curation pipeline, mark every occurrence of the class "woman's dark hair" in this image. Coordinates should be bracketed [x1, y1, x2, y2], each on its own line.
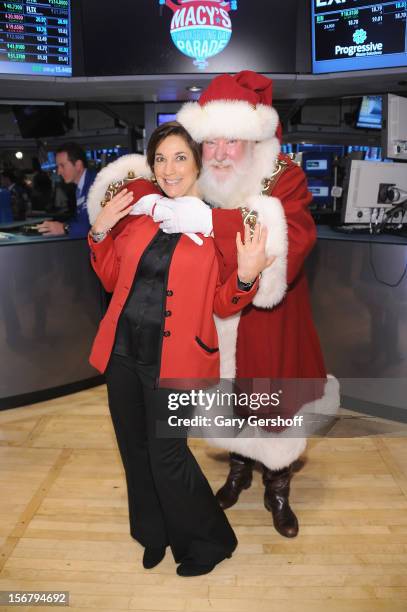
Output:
[146, 121, 202, 174]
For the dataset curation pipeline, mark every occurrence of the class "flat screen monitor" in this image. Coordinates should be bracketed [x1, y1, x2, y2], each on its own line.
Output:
[311, 0, 407, 74]
[302, 151, 334, 175]
[82, 0, 298, 75]
[382, 93, 407, 160]
[157, 113, 177, 126]
[306, 159, 328, 172]
[308, 182, 331, 199]
[364, 146, 383, 160]
[342, 159, 407, 223]
[13, 105, 67, 138]
[356, 95, 382, 129]
[0, 0, 72, 77]
[40, 151, 56, 170]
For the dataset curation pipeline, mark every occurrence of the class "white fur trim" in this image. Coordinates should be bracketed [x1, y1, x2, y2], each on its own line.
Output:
[87, 154, 152, 224]
[177, 101, 279, 143]
[251, 138, 281, 187]
[206, 375, 340, 470]
[214, 313, 241, 378]
[246, 194, 288, 309]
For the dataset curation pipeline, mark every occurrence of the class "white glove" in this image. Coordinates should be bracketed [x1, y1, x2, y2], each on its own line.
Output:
[130, 193, 163, 216]
[153, 197, 213, 235]
[130, 194, 204, 246]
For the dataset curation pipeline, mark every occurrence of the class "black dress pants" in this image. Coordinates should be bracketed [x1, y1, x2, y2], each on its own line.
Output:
[105, 354, 237, 565]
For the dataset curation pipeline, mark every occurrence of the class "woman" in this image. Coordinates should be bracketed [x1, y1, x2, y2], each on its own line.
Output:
[87, 122, 271, 577]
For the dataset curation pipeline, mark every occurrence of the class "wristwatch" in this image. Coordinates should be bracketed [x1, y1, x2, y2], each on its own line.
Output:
[63, 223, 70, 235]
[237, 277, 256, 291]
[90, 228, 109, 243]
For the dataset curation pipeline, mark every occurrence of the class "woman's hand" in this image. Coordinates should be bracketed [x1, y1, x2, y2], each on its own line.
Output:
[236, 223, 275, 284]
[91, 189, 135, 234]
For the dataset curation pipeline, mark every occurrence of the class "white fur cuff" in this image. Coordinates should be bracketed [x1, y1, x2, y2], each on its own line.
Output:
[247, 194, 288, 309]
[87, 154, 152, 224]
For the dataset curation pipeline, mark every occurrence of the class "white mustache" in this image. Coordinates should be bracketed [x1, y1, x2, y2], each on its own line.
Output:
[206, 160, 235, 169]
[205, 158, 250, 177]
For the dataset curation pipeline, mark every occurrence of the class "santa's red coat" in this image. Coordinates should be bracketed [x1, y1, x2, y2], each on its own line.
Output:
[206, 155, 339, 469]
[213, 156, 326, 381]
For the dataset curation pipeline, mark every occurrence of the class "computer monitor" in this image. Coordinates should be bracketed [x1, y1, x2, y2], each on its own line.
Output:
[303, 152, 334, 175]
[382, 94, 407, 161]
[308, 179, 331, 201]
[40, 152, 56, 171]
[311, 0, 407, 74]
[0, 0, 72, 77]
[342, 160, 407, 224]
[356, 96, 382, 130]
[157, 113, 178, 126]
[13, 105, 67, 139]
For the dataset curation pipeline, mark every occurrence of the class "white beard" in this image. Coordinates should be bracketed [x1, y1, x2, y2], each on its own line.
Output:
[199, 166, 250, 209]
[198, 139, 280, 210]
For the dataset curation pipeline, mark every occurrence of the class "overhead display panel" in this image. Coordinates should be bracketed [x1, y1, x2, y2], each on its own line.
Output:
[0, 0, 72, 76]
[81, 0, 298, 76]
[311, 0, 407, 74]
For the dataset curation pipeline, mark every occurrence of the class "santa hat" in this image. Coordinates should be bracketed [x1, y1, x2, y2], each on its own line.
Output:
[177, 70, 279, 143]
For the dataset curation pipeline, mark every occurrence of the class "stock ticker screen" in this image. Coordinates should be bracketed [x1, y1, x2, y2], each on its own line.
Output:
[311, 0, 407, 73]
[0, 0, 72, 76]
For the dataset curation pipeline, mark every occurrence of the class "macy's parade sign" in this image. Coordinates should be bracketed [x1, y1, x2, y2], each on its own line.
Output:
[159, 0, 238, 70]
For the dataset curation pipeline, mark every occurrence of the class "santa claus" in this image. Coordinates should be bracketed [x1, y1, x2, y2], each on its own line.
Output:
[146, 71, 339, 538]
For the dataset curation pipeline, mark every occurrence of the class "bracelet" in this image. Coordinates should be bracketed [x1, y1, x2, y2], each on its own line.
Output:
[63, 223, 70, 235]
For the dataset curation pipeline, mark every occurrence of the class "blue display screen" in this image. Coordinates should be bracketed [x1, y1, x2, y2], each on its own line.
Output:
[356, 95, 382, 129]
[157, 113, 178, 125]
[0, 0, 72, 77]
[311, 0, 407, 74]
[40, 151, 56, 170]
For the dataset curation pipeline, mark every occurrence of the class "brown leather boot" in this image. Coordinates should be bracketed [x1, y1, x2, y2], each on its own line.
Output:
[263, 464, 299, 538]
[216, 453, 254, 510]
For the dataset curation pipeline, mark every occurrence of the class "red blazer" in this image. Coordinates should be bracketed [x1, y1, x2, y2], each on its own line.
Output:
[88, 179, 258, 386]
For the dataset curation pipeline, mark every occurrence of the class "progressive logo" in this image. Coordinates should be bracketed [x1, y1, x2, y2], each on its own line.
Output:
[335, 41, 384, 56]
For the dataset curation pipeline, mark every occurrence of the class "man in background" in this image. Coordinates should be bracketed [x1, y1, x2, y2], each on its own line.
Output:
[0, 170, 30, 221]
[37, 142, 96, 238]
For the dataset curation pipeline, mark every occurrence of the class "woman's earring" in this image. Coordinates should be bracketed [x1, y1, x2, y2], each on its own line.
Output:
[151, 174, 158, 184]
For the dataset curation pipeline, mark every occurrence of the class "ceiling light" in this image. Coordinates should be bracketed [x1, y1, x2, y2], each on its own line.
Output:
[186, 86, 202, 93]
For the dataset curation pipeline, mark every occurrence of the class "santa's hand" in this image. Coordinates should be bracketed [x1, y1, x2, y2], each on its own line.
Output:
[236, 223, 275, 283]
[130, 194, 204, 245]
[130, 193, 163, 216]
[153, 196, 213, 234]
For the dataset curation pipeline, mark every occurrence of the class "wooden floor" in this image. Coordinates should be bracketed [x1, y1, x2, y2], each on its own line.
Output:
[0, 386, 407, 612]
